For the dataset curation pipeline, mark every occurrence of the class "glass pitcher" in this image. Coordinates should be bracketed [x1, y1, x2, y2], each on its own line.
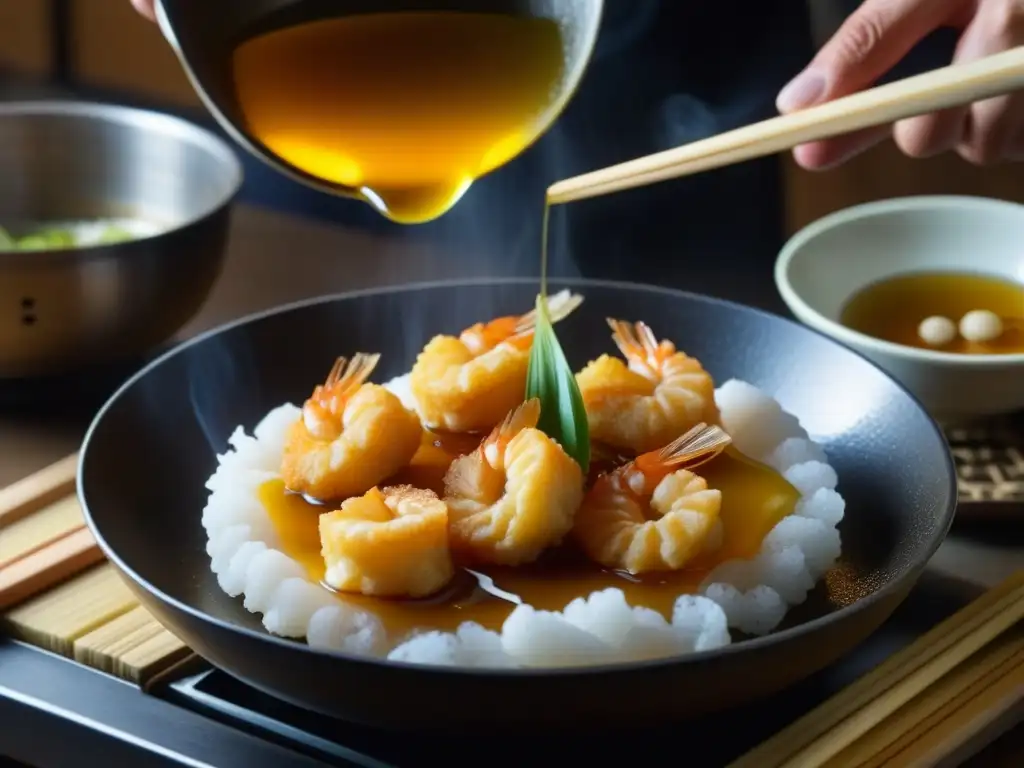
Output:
[155, 0, 604, 224]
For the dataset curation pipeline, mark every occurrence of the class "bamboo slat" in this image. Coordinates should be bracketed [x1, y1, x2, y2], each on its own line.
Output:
[0, 455, 197, 685]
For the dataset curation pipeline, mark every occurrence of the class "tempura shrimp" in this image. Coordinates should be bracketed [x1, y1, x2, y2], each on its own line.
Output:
[319, 485, 454, 598]
[573, 423, 731, 575]
[281, 354, 422, 501]
[576, 319, 719, 454]
[443, 398, 584, 566]
[409, 290, 583, 433]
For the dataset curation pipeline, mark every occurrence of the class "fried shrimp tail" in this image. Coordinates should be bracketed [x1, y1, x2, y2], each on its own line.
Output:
[443, 398, 585, 566]
[319, 485, 454, 598]
[573, 423, 732, 575]
[410, 290, 583, 433]
[281, 353, 422, 501]
[576, 319, 719, 455]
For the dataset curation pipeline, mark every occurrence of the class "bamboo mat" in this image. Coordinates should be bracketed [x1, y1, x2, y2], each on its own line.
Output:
[0, 455, 195, 686]
[948, 412, 1024, 516]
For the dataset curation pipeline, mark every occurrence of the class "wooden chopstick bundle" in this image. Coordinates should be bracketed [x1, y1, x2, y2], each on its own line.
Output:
[0, 453, 79, 528]
[0, 454, 105, 611]
[4, 559, 195, 686]
[74, 605, 190, 684]
[0, 490, 103, 612]
[0, 496, 85, 568]
[827, 632, 1024, 767]
[730, 571, 1024, 767]
[0, 526, 103, 610]
[3, 563, 138, 655]
[0, 454, 198, 686]
[890, 658, 1024, 767]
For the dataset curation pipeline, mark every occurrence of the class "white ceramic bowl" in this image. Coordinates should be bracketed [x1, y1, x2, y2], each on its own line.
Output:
[775, 196, 1024, 421]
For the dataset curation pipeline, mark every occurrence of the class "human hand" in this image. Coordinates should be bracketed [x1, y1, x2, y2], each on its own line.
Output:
[777, 0, 1024, 168]
[131, 0, 156, 21]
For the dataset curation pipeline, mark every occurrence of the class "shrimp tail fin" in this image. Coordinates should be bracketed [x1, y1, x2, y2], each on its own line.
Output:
[514, 290, 584, 335]
[543, 290, 585, 325]
[486, 398, 542, 446]
[458, 399, 543, 486]
[607, 318, 665, 362]
[341, 353, 381, 389]
[479, 399, 542, 459]
[636, 423, 732, 475]
[321, 352, 381, 395]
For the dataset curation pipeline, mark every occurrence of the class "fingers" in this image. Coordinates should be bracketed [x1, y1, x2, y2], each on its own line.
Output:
[778, 0, 963, 170]
[889, 0, 1024, 166]
[954, 0, 1024, 164]
[131, 0, 156, 21]
[959, 92, 1024, 164]
[783, 0, 950, 108]
[791, 126, 890, 170]
[892, 106, 969, 159]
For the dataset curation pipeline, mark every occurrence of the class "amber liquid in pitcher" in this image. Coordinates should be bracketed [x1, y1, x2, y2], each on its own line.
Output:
[231, 11, 566, 224]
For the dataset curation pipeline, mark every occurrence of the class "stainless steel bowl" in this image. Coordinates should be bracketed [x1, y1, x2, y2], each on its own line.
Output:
[0, 101, 243, 378]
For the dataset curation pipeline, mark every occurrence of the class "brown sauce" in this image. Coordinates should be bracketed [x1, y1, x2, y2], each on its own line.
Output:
[258, 443, 799, 639]
[231, 12, 565, 224]
[840, 271, 1024, 354]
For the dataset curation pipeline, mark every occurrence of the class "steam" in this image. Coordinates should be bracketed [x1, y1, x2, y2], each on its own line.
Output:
[189, 334, 262, 453]
[591, 0, 659, 62]
[659, 94, 722, 148]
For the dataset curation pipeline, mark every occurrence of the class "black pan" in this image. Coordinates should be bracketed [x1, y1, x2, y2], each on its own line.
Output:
[78, 278, 957, 728]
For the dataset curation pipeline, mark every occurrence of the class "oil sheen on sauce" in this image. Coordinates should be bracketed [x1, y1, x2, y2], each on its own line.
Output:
[259, 431, 799, 639]
[840, 271, 1024, 354]
[231, 12, 565, 224]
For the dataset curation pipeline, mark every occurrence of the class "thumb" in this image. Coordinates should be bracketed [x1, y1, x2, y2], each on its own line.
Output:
[131, 0, 157, 22]
[777, 0, 951, 112]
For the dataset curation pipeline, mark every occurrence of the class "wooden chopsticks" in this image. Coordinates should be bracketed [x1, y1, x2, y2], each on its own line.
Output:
[547, 46, 1024, 205]
[0, 528, 102, 610]
[0, 452, 101, 611]
[729, 571, 1024, 767]
[826, 633, 1024, 767]
[0, 452, 80, 528]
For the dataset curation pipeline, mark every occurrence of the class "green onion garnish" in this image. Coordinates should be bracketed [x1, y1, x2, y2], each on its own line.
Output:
[525, 293, 590, 474]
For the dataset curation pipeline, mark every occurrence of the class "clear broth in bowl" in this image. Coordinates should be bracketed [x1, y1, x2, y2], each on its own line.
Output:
[840, 271, 1024, 355]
